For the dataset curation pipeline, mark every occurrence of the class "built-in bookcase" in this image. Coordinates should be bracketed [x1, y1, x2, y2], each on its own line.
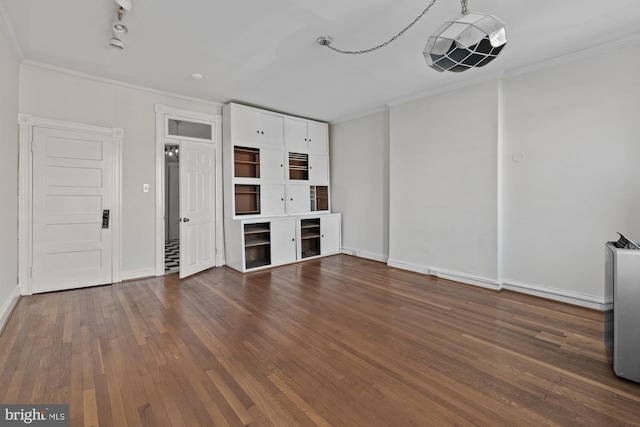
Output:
[234, 146, 260, 178]
[244, 223, 271, 269]
[223, 102, 340, 272]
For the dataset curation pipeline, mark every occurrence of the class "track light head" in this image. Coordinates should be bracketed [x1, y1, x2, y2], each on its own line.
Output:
[109, 37, 124, 50]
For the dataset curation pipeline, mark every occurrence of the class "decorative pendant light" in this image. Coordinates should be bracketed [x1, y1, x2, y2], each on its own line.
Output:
[317, 0, 507, 73]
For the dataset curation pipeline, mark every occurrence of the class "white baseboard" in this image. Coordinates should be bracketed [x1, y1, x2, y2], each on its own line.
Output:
[386, 258, 501, 290]
[502, 279, 606, 310]
[122, 268, 157, 281]
[384, 257, 605, 310]
[0, 285, 21, 334]
[341, 247, 388, 263]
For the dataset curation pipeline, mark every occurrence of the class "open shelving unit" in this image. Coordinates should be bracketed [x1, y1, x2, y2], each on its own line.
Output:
[310, 186, 329, 211]
[289, 152, 308, 180]
[235, 184, 260, 215]
[244, 222, 271, 269]
[234, 146, 260, 178]
[300, 218, 321, 258]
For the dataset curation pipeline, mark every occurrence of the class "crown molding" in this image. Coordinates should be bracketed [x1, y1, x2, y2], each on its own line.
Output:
[21, 59, 225, 108]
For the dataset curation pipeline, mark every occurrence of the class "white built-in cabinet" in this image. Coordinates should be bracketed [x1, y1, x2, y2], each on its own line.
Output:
[223, 102, 341, 272]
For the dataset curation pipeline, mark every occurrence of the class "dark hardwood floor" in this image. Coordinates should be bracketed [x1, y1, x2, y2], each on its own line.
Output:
[1, 255, 639, 426]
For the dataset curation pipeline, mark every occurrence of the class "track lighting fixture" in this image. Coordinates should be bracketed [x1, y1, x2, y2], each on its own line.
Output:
[112, 7, 128, 35]
[109, 1, 132, 50]
[317, 0, 507, 73]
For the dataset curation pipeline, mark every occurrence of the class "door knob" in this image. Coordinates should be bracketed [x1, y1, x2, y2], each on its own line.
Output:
[181, 218, 190, 223]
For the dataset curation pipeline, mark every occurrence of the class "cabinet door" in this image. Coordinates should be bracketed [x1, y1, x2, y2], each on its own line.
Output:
[286, 184, 310, 214]
[261, 113, 284, 146]
[308, 122, 328, 154]
[231, 105, 262, 144]
[261, 184, 286, 216]
[320, 214, 341, 255]
[308, 154, 329, 185]
[285, 117, 309, 152]
[270, 219, 297, 266]
[260, 148, 286, 183]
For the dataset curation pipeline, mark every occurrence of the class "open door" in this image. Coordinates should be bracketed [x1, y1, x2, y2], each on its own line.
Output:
[179, 140, 216, 278]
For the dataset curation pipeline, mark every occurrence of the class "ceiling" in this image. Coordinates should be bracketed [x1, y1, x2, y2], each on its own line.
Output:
[1, 0, 639, 123]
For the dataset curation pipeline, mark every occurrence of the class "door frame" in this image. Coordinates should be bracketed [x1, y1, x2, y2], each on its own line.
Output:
[154, 104, 224, 276]
[18, 114, 123, 295]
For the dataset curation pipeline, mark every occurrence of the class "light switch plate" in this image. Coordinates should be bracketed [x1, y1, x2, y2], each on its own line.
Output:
[143, 184, 150, 193]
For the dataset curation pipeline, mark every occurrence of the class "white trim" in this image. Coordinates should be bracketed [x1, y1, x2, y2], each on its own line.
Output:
[502, 35, 640, 80]
[496, 76, 504, 284]
[0, 0, 24, 60]
[0, 285, 20, 335]
[383, 256, 606, 310]
[386, 258, 501, 290]
[17, 114, 123, 295]
[155, 109, 165, 276]
[155, 104, 224, 277]
[22, 60, 224, 109]
[122, 268, 157, 281]
[502, 279, 606, 311]
[341, 247, 388, 263]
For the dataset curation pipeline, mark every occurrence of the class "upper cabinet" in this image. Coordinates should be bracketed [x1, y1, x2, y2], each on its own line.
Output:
[223, 102, 331, 219]
[229, 103, 284, 147]
[284, 117, 328, 154]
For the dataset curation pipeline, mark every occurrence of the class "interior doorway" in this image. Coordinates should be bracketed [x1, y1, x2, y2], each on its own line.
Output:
[18, 114, 123, 295]
[164, 143, 180, 273]
[154, 104, 224, 278]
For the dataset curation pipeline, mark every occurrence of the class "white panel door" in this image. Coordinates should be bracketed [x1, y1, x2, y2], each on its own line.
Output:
[180, 141, 216, 278]
[32, 127, 113, 293]
[260, 113, 285, 146]
[270, 219, 297, 266]
[320, 214, 341, 255]
[284, 117, 309, 151]
[309, 154, 329, 185]
[231, 105, 261, 145]
[261, 184, 286, 216]
[286, 184, 311, 213]
[307, 122, 328, 154]
[259, 148, 286, 183]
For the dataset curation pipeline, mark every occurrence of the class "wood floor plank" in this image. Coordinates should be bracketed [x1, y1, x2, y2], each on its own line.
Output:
[1, 255, 639, 426]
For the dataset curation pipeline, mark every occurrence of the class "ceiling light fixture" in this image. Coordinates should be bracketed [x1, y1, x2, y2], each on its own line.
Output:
[317, 0, 507, 73]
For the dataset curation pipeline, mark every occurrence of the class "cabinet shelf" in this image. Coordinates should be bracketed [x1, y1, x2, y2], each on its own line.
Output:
[234, 146, 260, 178]
[310, 186, 329, 211]
[244, 222, 271, 268]
[300, 218, 321, 258]
[289, 152, 308, 180]
[235, 184, 260, 215]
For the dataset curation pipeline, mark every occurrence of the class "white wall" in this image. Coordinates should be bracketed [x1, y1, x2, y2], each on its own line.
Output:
[19, 64, 221, 277]
[331, 43, 640, 308]
[330, 111, 389, 262]
[388, 81, 500, 286]
[502, 44, 640, 301]
[0, 23, 20, 329]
